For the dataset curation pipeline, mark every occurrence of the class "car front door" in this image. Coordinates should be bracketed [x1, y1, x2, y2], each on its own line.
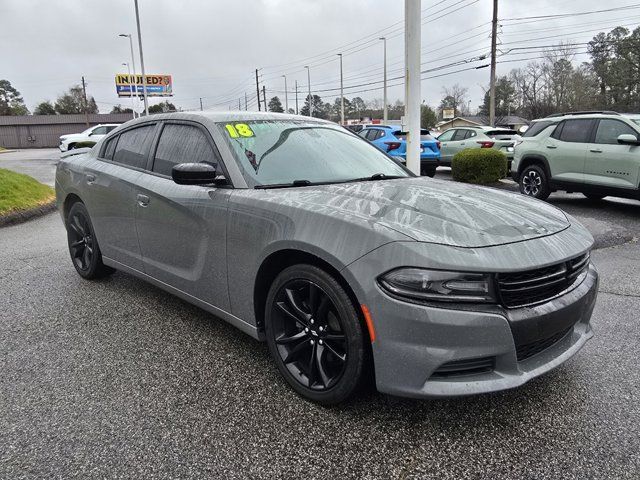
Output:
[437, 129, 457, 164]
[545, 119, 595, 184]
[585, 119, 640, 190]
[133, 121, 232, 311]
[80, 123, 157, 272]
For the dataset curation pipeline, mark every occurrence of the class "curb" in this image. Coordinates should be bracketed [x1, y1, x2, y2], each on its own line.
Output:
[0, 200, 58, 228]
[0, 149, 17, 155]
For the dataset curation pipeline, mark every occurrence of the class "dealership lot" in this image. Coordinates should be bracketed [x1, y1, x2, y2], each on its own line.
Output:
[1, 151, 640, 478]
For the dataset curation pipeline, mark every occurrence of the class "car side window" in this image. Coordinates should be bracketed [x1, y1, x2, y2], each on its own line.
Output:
[556, 119, 595, 143]
[438, 130, 455, 142]
[153, 123, 217, 177]
[464, 130, 477, 139]
[366, 129, 379, 141]
[112, 124, 156, 169]
[102, 135, 118, 160]
[452, 129, 467, 141]
[105, 126, 118, 133]
[594, 119, 638, 145]
[358, 130, 369, 139]
[92, 126, 107, 135]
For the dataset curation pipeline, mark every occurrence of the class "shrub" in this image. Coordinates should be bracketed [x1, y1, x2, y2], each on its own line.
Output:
[73, 141, 96, 149]
[451, 148, 507, 184]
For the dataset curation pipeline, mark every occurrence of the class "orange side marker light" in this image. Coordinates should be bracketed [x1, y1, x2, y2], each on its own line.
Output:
[361, 304, 376, 343]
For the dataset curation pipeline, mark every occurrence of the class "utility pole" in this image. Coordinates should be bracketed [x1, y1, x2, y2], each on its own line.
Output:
[338, 54, 344, 124]
[238, 98, 241, 110]
[304, 66, 312, 117]
[255, 69, 261, 111]
[404, 0, 421, 175]
[282, 75, 289, 113]
[244, 92, 248, 111]
[489, 0, 498, 127]
[295, 80, 299, 114]
[133, 0, 149, 116]
[380, 37, 388, 122]
[262, 85, 267, 111]
[199, 97, 203, 111]
[81, 76, 89, 126]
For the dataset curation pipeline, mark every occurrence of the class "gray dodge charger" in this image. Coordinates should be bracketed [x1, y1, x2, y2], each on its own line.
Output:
[55, 112, 598, 405]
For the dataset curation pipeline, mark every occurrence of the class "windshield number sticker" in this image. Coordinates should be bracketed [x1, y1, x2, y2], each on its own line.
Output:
[225, 123, 254, 138]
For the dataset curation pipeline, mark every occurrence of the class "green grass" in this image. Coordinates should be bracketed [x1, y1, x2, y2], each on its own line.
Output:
[0, 147, 6, 152]
[0, 168, 55, 215]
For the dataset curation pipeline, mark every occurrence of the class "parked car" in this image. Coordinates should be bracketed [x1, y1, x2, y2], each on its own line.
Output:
[344, 124, 364, 133]
[511, 111, 640, 201]
[358, 125, 440, 176]
[56, 112, 597, 405]
[437, 126, 519, 168]
[59, 124, 120, 152]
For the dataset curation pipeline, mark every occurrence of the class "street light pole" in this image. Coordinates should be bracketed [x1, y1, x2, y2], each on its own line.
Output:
[282, 75, 289, 113]
[338, 53, 344, 125]
[119, 33, 138, 118]
[380, 37, 388, 123]
[404, 0, 421, 175]
[122, 62, 135, 119]
[295, 80, 299, 114]
[133, 0, 149, 116]
[304, 66, 312, 117]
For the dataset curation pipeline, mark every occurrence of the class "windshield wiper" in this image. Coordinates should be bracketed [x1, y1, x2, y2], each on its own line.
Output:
[255, 179, 317, 189]
[349, 173, 408, 182]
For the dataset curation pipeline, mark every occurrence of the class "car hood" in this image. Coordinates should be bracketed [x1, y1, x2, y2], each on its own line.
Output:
[279, 177, 570, 248]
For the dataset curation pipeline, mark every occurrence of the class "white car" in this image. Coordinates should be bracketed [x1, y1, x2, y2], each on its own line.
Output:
[59, 124, 120, 152]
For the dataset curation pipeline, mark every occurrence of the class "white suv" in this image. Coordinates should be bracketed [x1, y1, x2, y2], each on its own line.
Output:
[59, 124, 120, 152]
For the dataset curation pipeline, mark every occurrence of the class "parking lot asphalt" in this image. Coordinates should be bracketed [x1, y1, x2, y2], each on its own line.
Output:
[1, 151, 640, 479]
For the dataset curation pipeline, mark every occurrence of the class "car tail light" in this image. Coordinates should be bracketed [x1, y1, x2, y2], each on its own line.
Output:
[477, 141, 495, 148]
[384, 141, 401, 152]
[436, 141, 441, 150]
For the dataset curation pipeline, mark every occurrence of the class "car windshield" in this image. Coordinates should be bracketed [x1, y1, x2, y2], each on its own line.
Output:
[631, 118, 640, 127]
[216, 120, 410, 187]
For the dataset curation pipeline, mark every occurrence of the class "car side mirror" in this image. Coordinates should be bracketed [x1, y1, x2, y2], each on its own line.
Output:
[617, 134, 640, 146]
[172, 162, 218, 185]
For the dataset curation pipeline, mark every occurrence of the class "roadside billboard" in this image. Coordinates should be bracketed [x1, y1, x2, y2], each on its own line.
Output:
[115, 74, 172, 97]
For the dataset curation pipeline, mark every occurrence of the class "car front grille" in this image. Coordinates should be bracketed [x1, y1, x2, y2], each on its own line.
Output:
[496, 253, 590, 308]
[516, 326, 573, 361]
[431, 356, 495, 378]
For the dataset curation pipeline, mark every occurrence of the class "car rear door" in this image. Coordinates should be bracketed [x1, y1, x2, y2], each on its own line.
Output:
[80, 123, 157, 271]
[545, 118, 595, 184]
[133, 121, 232, 311]
[585, 118, 640, 190]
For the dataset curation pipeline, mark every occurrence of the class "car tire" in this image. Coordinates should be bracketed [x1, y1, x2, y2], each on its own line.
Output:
[420, 165, 437, 177]
[265, 264, 368, 405]
[519, 164, 550, 200]
[66, 202, 115, 279]
[583, 193, 606, 201]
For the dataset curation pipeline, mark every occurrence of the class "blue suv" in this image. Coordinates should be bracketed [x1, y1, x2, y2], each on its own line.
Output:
[358, 125, 441, 176]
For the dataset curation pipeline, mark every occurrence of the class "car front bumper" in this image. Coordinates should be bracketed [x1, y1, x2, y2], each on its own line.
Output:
[369, 266, 596, 398]
[344, 227, 597, 399]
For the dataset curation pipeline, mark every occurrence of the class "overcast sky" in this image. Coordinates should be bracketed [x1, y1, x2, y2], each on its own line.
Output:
[1, 0, 635, 115]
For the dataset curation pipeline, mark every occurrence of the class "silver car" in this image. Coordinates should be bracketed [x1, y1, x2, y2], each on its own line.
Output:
[55, 112, 598, 405]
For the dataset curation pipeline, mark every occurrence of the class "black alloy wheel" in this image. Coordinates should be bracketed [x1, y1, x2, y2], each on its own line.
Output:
[519, 164, 550, 200]
[265, 265, 367, 405]
[66, 202, 114, 279]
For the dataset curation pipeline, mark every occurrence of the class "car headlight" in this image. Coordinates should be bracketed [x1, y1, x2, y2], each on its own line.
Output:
[378, 268, 496, 303]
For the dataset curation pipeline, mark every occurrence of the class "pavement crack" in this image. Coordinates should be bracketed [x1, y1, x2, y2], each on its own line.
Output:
[598, 289, 640, 298]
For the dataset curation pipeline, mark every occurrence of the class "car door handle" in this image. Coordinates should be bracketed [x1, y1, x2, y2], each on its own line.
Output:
[460, 143, 465, 146]
[546, 145, 557, 149]
[590, 148, 603, 153]
[136, 194, 150, 207]
[85, 173, 96, 184]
